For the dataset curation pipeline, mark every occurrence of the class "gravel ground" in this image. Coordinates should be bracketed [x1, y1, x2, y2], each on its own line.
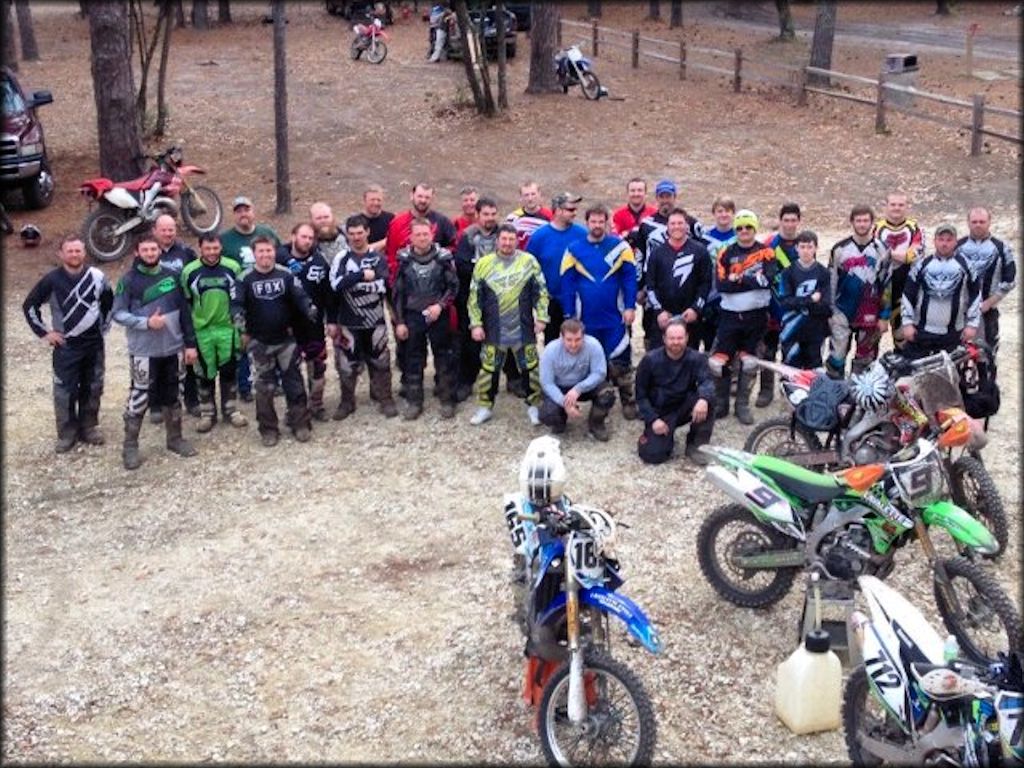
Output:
[2, 2, 1020, 763]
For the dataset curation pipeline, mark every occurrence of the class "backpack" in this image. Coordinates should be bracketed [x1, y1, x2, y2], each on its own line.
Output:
[961, 357, 1001, 419]
[795, 376, 851, 432]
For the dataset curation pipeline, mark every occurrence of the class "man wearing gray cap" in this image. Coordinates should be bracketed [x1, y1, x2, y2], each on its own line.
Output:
[219, 196, 281, 402]
[901, 222, 981, 359]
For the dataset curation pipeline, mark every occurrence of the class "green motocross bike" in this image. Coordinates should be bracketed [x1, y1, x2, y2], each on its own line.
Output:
[696, 432, 1021, 666]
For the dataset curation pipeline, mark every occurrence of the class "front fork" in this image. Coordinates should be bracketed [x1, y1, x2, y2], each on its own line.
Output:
[917, 516, 966, 620]
[565, 555, 588, 725]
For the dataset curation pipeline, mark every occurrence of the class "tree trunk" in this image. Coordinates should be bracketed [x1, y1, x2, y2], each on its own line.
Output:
[648, 0, 660, 20]
[525, 1, 560, 93]
[191, 0, 209, 29]
[87, 1, 145, 180]
[133, 0, 165, 134]
[587, 0, 600, 18]
[272, 0, 291, 214]
[935, 0, 952, 14]
[79, 0, 88, 18]
[217, 0, 230, 23]
[452, 0, 494, 116]
[15, 0, 39, 61]
[669, 0, 682, 28]
[722, 0, 744, 18]
[173, 0, 185, 27]
[775, 0, 795, 39]
[155, 2, 173, 136]
[2, 0, 18, 70]
[807, 0, 836, 86]
[495, 0, 508, 110]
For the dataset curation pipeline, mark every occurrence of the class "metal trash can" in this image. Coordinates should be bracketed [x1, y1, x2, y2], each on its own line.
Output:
[883, 53, 918, 107]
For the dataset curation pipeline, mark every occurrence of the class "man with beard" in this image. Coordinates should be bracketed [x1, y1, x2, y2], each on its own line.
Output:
[220, 196, 282, 403]
[526, 192, 586, 344]
[180, 233, 248, 432]
[901, 223, 980, 359]
[113, 234, 199, 469]
[561, 205, 639, 421]
[234, 237, 317, 446]
[454, 196, 501, 401]
[277, 222, 335, 422]
[644, 208, 712, 350]
[362, 184, 394, 252]
[874, 191, 925, 350]
[23, 236, 114, 453]
[328, 214, 397, 420]
[309, 201, 348, 264]
[826, 205, 891, 378]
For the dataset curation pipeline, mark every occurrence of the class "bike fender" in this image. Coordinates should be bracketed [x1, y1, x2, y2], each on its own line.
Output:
[537, 587, 661, 654]
[176, 164, 206, 175]
[533, 538, 564, 590]
[705, 464, 804, 540]
[103, 187, 139, 209]
[922, 499, 998, 555]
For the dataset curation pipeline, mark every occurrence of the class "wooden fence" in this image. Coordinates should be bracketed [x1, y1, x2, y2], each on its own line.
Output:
[559, 18, 1021, 157]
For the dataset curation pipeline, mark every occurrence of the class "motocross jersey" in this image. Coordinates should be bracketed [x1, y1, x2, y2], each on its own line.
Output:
[385, 209, 457, 284]
[329, 247, 388, 330]
[391, 244, 458, 325]
[180, 257, 242, 332]
[524, 221, 586, 299]
[715, 241, 777, 313]
[506, 206, 553, 252]
[159, 240, 198, 274]
[829, 235, 892, 326]
[612, 203, 657, 239]
[763, 233, 797, 323]
[901, 252, 981, 336]
[233, 266, 314, 345]
[468, 249, 549, 347]
[644, 237, 712, 317]
[315, 228, 349, 266]
[23, 266, 113, 342]
[276, 246, 335, 342]
[560, 235, 637, 357]
[956, 235, 1017, 301]
[874, 216, 924, 307]
[634, 211, 704, 288]
[113, 262, 196, 357]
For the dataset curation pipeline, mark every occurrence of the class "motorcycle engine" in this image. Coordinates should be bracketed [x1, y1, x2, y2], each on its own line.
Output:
[820, 525, 874, 580]
[849, 424, 901, 465]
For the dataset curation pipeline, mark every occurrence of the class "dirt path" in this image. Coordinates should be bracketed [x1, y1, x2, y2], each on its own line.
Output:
[3, 2, 1020, 763]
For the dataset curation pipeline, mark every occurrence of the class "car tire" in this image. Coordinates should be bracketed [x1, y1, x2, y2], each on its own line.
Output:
[22, 156, 55, 210]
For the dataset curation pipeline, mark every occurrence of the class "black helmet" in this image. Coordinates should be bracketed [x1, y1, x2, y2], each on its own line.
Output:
[20, 224, 42, 247]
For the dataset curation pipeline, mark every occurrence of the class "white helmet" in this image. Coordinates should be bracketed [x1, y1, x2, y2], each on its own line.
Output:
[850, 362, 893, 412]
[518, 436, 567, 506]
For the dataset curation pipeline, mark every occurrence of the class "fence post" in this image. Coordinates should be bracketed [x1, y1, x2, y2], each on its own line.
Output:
[557, 17, 562, 47]
[875, 71, 888, 133]
[632, 30, 640, 68]
[966, 22, 978, 77]
[679, 40, 686, 80]
[733, 47, 742, 92]
[796, 66, 808, 107]
[970, 93, 985, 156]
[592, 20, 599, 57]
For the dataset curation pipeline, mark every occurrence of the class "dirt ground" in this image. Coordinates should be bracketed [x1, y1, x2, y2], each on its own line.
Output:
[2, 2, 1021, 763]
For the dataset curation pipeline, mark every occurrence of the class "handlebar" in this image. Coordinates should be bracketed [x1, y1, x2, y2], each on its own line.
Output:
[880, 342, 988, 379]
[517, 503, 613, 533]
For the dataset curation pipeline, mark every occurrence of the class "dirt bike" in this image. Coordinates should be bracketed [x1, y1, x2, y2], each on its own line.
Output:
[696, 414, 1021, 666]
[79, 146, 222, 263]
[554, 44, 603, 100]
[350, 15, 388, 63]
[844, 574, 1024, 766]
[504, 492, 659, 766]
[745, 343, 1009, 558]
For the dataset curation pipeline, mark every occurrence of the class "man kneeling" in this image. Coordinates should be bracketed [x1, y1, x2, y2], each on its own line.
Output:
[636, 318, 715, 465]
[538, 319, 616, 440]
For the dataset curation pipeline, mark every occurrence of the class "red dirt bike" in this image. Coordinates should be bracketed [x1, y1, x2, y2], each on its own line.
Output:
[349, 16, 388, 63]
[79, 145, 223, 263]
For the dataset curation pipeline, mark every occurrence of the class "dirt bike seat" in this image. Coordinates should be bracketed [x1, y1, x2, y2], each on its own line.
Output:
[751, 455, 846, 504]
[118, 176, 152, 192]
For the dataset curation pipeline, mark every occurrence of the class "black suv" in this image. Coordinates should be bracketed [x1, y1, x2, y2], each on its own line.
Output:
[447, 8, 518, 60]
[0, 66, 54, 209]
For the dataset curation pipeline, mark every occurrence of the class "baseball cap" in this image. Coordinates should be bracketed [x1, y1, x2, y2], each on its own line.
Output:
[232, 195, 254, 210]
[654, 179, 676, 196]
[734, 209, 759, 230]
[935, 223, 958, 238]
[551, 192, 582, 209]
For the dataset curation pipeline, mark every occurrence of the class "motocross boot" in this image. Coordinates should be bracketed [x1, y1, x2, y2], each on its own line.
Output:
[165, 403, 198, 457]
[122, 414, 144, 470]
[334, 372, 358, 421]
[756, 368, 775, 407]
[713, 376, 730, 420]
[735, 368, 756, 426]
[369, 366, 398, 418]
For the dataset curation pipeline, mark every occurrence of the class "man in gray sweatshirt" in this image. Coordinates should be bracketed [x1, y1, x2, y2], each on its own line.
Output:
[112, 233, 199, 470]
[538, 318, 615, 441]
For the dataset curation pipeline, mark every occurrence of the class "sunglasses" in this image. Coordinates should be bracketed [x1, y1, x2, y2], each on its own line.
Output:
[736, 225, 756, 232]
[562, 207, 577, 213]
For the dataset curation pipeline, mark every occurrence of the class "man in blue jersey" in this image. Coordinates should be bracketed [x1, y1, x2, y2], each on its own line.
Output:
[524, 191, 586, 344]
[560, 204, 639, 420]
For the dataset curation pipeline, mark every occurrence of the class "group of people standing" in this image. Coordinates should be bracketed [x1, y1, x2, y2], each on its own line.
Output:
[23, 179, 1015, 469]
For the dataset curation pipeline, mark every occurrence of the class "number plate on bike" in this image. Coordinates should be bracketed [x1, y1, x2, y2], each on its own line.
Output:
[568, 531, 603, 584]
